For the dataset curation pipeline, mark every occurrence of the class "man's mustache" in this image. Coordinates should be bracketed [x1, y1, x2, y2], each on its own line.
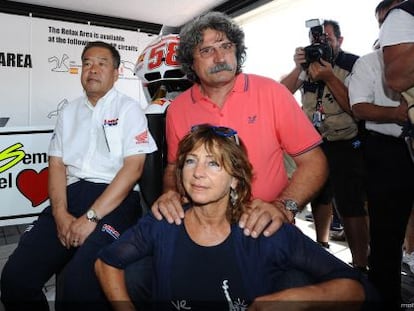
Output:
[209, 63, 234, 74]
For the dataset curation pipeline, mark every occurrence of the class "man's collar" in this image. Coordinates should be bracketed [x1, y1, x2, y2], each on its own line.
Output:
[84, 87, 116, 107]
[191, 73, 248, 103]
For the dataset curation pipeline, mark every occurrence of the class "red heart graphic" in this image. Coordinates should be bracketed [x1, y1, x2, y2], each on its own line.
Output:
[16, 168, 49, 207]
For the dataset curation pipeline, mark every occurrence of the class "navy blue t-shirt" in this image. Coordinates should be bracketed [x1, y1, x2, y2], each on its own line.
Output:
[170, 225, 249, 310]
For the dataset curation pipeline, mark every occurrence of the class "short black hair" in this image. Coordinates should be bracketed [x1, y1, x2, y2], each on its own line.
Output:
[81, 41, 120, 69]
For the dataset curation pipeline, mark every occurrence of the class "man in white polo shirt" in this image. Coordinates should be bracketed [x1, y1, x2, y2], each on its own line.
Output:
[370, 0, 414, 307]
[0, 41, 157, 311]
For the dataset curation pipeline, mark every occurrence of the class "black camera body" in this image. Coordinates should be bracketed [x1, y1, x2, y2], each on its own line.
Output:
[302, 19, 333, 70]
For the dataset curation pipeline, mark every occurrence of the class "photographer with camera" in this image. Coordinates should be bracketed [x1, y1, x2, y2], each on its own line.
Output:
[281, 19, 369, 273]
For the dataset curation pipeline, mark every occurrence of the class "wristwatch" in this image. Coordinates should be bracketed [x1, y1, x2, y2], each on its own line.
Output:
[280, 199, 300, 217]
[86, 208, 100, 223]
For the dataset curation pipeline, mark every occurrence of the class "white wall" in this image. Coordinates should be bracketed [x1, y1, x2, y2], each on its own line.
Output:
[236, 0, 380, 82]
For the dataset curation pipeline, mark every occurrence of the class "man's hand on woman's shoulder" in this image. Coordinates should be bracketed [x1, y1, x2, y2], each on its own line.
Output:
[151, 190, 185, 225]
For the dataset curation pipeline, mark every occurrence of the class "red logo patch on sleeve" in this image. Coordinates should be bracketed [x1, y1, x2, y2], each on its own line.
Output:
[135, 130, 149, 144]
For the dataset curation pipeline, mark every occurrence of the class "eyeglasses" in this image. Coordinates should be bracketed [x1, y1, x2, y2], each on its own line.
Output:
[191, 124, 240, 145]
[198, 41, 235, 58]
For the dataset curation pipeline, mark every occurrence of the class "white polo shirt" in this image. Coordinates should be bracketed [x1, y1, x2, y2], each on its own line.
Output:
[348, 49, 402, 137]
[48, 88, 157, 189]
[379, 9, 414, 47]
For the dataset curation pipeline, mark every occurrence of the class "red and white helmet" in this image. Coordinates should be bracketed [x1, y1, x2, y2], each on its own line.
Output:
[135, 33, 191, 103]
[135, 33, 184, 84]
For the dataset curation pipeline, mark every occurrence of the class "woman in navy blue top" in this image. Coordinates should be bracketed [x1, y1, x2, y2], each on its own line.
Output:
[95, 124, 378, 310]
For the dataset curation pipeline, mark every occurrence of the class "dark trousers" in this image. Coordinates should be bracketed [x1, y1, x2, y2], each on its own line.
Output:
[364, 133, 414, 308]
[314, 137, 367, 217]
[0, 180, 141, 311]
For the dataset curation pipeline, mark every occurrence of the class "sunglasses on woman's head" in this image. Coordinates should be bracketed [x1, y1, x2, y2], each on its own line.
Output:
[191, 124, 239, 145]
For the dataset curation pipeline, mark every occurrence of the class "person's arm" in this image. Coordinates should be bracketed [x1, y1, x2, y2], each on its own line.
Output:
[352, 101, 408, 125]
[48, 155, 75, 249]
[249, 279, 364, 311]
[271, 146, 328, 220]
[68, 154, 146, 245]
[308, 59, 352, 115]
[383, 43, 414, 92]
[150, 107, 187, 224]
[238, 146, 328, 238]
[348, 52, 407, 125]
[95, 259, 135, 311]
[90, 154, 146, 217]
[280, 47, 306, 94]
[380, 9, 414, 92]
[280, 67, 304, 94]
[249, 223, 375, 311]
[278, 146, 328, 207]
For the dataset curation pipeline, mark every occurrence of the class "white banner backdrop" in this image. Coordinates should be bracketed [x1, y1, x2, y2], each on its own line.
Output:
[0, 12, 154, 128]
[0, 12, 155, 223]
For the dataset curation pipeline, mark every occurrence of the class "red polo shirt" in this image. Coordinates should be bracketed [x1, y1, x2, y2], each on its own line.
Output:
[166, 73, 322, 202]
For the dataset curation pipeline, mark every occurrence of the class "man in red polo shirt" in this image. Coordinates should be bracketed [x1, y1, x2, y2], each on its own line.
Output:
[152, 11, 327, 238]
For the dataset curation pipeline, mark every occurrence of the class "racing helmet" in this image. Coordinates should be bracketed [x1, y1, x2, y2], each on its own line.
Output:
[134, 33, 192, 103]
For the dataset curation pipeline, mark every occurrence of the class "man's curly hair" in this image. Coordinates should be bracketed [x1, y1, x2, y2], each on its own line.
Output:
[177, 11, 247, 83]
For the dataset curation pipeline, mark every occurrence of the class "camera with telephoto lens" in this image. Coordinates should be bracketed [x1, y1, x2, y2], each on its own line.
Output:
[302, 19, 333, 70]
